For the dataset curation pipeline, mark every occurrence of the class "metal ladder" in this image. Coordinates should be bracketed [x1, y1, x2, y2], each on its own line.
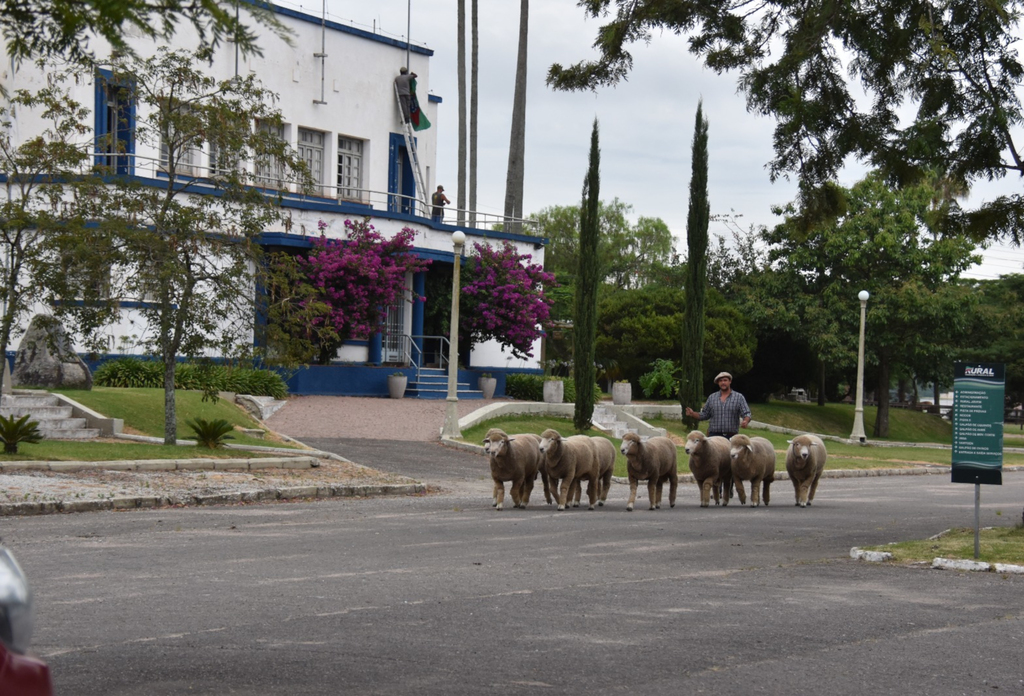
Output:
[395, 84, 430, 215]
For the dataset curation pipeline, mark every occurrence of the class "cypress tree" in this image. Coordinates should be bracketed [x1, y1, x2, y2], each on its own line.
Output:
[574, 118, 600, 432]
[681, 102, 709, 428]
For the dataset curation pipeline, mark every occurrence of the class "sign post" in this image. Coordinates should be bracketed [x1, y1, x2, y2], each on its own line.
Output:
[951, 362, 1004, 558]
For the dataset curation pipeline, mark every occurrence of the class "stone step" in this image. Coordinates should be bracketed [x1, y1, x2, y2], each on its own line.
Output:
[1, 394, 59, 408]
[38, 427, 101, 440]
[0, 406, 74, 420]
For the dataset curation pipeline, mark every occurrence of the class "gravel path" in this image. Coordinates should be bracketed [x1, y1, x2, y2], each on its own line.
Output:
[264, 395, 502, 441]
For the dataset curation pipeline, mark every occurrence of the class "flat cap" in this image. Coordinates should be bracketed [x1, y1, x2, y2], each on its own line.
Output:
[714, 372, 732, 383]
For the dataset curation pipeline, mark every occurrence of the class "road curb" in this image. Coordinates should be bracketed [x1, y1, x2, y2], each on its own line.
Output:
[0, 482, 426, 517]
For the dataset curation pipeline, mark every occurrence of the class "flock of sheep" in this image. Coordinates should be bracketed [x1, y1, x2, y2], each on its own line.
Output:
[482, 427, 828, 511]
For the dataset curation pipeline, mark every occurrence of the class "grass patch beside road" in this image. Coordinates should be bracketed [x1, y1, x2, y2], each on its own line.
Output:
[0, 439, 265, 462]
[862, 526, 1024, 566]
[54, 387, 296, 449]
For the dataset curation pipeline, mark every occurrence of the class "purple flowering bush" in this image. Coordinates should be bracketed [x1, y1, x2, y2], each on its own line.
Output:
[301, 219, 430, 363]
[460, 241, 555, 359]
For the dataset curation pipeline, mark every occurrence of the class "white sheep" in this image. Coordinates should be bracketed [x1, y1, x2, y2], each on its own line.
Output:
[785, 434, 827, 507]
[482, 428, 542, 510]
[539, 429, 600, 510]
[683, 431, 733, 507]
[619, 432, 678, 511]
[728, 434, 776, 507]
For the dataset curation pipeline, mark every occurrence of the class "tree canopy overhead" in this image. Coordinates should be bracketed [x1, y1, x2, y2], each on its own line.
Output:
[1, 0, 286, 66]
[547, 0, 1024, 243]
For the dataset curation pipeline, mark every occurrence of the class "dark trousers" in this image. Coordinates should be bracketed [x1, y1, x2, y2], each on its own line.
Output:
[708, 431, 736, 440]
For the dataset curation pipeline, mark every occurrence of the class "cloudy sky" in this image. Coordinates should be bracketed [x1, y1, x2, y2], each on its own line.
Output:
[285, 0, 1023, 280]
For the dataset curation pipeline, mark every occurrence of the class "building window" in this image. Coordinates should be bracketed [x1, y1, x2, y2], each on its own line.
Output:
[298, 128, 325, 193]
[159, 103, 201, 178]
[254, 120, 287, 189]
[337, 136, 363, 201]
[94, 69, 135, 175]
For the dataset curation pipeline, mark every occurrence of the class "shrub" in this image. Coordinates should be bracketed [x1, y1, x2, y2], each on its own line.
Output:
[94, 358, 163, 388]
[506, 373, 543, 401]
[0, 414, 43, 454]
[186, 418, 235, 449]
[94, 358, 287, 399]
[640, 358, 680, 399]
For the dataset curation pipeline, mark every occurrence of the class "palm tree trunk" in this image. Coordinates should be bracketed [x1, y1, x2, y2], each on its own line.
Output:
[457, 0, 467, 225]
[504, 0, 528, 234]
[469, 0, 479, 227]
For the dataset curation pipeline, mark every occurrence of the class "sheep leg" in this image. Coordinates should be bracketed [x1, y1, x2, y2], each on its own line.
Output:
[807, 472, 822, 506]
[721, 472, 733, 506]
[521, 476, 534, 508]
[598, 470, 612, 506]
[791, 477, 802, 506]
[570, 478, 582, 507]
[510, 477, 523, 509]
[734, 479, 747, 505]
[648, 479, 659, 510]
[540, 470, 554, 505]
[711, 477, 720, 506]
[750, 476, 762, 507]
[699, 478, 712, 508]
[585, 475, 597, 510]
[762, 478, 771, 506]
[668, 473, 677, 508]
[626, 476, 639, 511]
[557, 477, 572, 511]
[493, 480, 506, 510]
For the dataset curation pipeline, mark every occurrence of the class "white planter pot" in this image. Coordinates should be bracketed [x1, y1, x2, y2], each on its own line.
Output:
[612, 382, 632, 405]
[478, 376, 497, 400]
[387, 375, 407, 399]
[543, 380, 564, 404]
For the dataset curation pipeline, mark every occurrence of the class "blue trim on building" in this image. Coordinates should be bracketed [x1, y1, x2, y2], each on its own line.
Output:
[428, 95, 442, 103]
[260, 2, 433, 56]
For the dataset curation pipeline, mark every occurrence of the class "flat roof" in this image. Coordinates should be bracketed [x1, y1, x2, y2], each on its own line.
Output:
[263, 2, 434, 57]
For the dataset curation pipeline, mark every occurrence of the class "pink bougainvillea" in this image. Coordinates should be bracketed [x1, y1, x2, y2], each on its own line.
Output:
[460, 241, 555, 359]
[301, 219, 430, 349]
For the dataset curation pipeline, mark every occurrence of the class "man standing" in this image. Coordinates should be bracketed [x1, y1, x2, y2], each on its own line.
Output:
[685, 371, 752, 439]
[431, 185, 450, 222]
[394, 66, 417, 123]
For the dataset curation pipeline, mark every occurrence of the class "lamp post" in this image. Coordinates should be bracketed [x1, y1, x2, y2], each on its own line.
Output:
[850, 290, 870, 443]
[440, 230, 466, 439]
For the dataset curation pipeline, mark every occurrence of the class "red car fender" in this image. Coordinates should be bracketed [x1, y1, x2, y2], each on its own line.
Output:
[0, 641, 52, 696]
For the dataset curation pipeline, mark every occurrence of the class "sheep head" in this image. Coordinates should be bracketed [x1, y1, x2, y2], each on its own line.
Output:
[729, 434, 753, 460]
[620, 431, 642, 456]
[683, 431, 706, 455]
[483, 428, 510, 457]
[788, 435, 818, 461]
[539, 429, 563, 456]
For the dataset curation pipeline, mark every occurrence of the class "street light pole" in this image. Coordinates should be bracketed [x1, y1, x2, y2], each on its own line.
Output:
[440, 230, 466, 439]
[850, 290, 870, 443]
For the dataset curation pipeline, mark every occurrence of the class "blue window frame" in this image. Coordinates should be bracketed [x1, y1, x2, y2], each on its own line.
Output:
[387, 132, 416, 215]
[94, 68, 135, 175]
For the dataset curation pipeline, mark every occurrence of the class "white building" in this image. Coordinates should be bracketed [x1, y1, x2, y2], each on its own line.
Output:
[0, 3, 546, 396]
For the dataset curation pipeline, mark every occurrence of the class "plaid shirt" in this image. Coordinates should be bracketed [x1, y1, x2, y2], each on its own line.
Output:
[697, 390, 751, 435]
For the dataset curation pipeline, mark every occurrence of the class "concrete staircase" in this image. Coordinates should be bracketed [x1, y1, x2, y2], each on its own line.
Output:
[0, 393, 101, 440]
[591, 404, 638, 438]
[409, 367, 483, 400]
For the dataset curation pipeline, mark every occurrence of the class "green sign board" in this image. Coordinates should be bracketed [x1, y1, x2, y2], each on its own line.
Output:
[951, 362, 1004, 485]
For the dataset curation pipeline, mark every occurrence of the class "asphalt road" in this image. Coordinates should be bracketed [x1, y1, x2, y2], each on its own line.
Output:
[3, 441, 1023, 695]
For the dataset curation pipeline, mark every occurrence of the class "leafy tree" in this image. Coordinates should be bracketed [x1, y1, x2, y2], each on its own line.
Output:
[755, 172, 978, 436]
[533, 198, 675, 290]
[680, 101, 709, 429]
[575, 119, 601, 432]
[1, 0, 286, 67]
[460, 241, 554, 358]
[298, 220, 430, 365]
[958, 274, 1024, 412]
[596, 286, 755, 388]
[53, 47, 310, 445]
[547, 0, 1024, 243]
[0, 83, 105, 394]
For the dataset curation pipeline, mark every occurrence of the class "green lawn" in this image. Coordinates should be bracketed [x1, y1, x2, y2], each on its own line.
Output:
[50, 387, 298, 450]
[861, 526, 1024, 566]
[0, 439, 266, 462]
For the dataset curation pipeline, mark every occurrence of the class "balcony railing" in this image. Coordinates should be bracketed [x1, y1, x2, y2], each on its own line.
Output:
[87, 152, 540, 234]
